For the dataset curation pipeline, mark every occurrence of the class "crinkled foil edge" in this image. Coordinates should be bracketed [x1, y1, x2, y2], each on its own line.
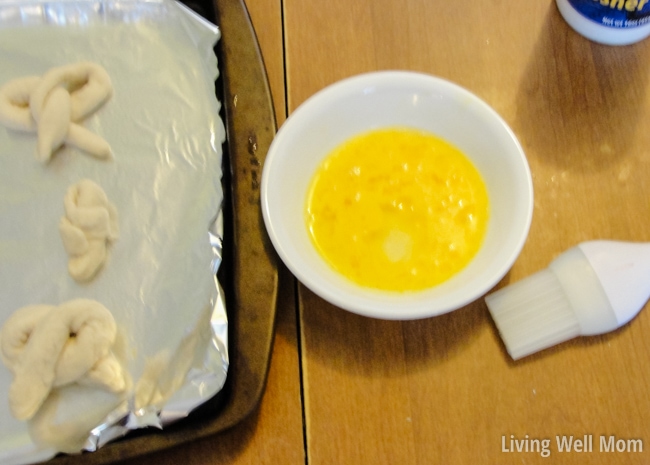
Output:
[84, 205, 229, 452]
[0, 0, 170, 27]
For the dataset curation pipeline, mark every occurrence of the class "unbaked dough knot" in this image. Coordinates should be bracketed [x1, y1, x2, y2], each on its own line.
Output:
[59, 179, 119, 283]
[0, 299, 127, 421]
[0, 62, 113, 162]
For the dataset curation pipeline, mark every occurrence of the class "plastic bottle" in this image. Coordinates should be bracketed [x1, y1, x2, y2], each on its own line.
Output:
[556, 0, 650, 45]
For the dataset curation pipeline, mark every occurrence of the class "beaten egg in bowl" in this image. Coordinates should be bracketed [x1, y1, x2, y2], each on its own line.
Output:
[306, 127, 489, 291]
[261, 71, 533, 320]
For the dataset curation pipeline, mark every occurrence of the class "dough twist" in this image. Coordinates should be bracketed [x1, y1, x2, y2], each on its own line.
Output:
[59, 179, 119, 283]
[0, 76, 40, 131]
[0, 62, 113, 162]
[0, 299, 128, 421]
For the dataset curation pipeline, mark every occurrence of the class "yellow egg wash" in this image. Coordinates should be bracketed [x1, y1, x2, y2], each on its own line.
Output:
[305, 127, 489, 292]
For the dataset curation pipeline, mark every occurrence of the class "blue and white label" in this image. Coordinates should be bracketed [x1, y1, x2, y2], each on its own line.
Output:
[568, 0, 650, 28]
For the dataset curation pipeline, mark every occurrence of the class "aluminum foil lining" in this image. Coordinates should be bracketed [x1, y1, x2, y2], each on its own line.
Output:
[0, 1, 228, 463]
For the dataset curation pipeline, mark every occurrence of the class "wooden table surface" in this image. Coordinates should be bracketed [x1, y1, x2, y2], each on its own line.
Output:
[120, 0, 650, 464]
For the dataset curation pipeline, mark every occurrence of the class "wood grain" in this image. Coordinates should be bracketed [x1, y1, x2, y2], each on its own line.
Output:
[285, 1, 650, 464]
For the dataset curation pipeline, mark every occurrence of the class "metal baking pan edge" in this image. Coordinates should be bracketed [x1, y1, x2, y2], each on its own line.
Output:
[47, 0, 279, 462]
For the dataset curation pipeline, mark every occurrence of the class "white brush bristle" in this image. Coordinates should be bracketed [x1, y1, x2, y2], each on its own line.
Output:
[486, 269, 581, 360]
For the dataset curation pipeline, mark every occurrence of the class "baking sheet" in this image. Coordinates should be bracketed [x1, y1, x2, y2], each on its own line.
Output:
[0, 1, 229, 462]
[0, 0, 279, 462]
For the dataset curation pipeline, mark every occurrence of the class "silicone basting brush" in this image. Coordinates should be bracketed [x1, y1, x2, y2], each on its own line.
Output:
[485, 240, 650, 360]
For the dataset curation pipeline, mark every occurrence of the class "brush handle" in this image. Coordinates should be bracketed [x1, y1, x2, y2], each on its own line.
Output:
[579, 241, 650, 327]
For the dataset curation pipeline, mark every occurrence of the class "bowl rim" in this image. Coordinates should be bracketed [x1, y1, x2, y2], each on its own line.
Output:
[261, 70, 533, 320]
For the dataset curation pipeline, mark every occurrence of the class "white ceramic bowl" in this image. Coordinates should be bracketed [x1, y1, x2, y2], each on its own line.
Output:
[261, 71, 533, 320]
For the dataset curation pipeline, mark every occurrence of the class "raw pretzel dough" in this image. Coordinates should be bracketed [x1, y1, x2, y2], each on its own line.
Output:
[0, 62, 113, 162]
[0, 76, 40, 131]
[59, 179, 119, 283]
[0, 299, 129, 422]
[28, 383, 128, 454]
[135, 304, 213, 411]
